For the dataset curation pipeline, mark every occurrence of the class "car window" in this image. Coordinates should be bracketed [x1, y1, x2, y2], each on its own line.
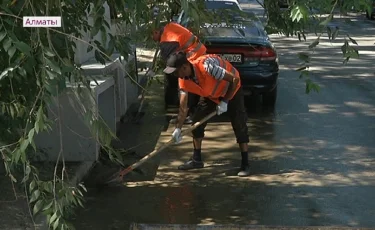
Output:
[201, 22, 263, 38]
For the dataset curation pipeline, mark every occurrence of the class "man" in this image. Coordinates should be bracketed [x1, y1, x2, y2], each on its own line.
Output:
[151, 21, 206, 123]
[163, 52, 250, 177]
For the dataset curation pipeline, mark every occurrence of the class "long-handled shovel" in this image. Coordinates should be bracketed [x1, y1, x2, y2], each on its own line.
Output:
[106, 111, 217, 185]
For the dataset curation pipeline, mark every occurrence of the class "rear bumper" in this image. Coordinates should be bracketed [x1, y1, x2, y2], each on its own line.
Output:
[164, 70, 279, 96]
[238, 70, 279, 96]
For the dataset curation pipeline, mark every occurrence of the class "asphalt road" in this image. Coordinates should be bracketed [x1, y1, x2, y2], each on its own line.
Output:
[73, 1, 375, 229]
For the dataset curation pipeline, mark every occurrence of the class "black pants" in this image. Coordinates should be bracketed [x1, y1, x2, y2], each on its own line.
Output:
[191, 87, 249, 143]
[187, 92, 200, 115]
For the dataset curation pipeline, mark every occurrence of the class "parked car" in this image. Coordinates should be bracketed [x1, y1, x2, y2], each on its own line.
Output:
[366, 0, 375, 19]
[164, 0, 279, 108]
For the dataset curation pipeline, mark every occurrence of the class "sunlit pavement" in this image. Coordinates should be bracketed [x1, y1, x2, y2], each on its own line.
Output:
[72, 1, 375, 229]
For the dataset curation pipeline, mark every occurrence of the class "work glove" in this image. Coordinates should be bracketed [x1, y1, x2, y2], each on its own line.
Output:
[216, 101, 228, 115]
[172, 128, 182, 144]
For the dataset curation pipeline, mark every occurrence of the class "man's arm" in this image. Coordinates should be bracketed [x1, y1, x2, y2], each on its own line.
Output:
[159, 41, 180, 61]
[221, 70, 240, 102]
[175, 90, 189, 129]
[203, 57, 240, 102]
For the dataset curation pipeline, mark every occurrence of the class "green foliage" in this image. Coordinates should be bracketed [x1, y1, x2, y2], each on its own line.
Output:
[262, 0, 368, 94]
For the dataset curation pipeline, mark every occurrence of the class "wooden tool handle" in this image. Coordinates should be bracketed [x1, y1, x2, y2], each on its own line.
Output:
[119, 111, 217, 177]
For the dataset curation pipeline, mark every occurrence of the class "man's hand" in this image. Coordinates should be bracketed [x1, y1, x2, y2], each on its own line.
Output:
[172, 128, 182, 143]
[216, 101, 228, 115]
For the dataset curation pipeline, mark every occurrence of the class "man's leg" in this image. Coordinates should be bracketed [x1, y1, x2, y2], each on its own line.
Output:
[227, 87, 250, 177]
[185, 93, 200, 124]
[178, 97, 216, 170]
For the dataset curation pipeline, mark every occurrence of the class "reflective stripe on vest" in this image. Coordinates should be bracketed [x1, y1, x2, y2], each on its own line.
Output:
[179, 35, 195, 51]
[210, 60, 237, 97]
[187, 42, 203, 58]
[210, 58, 226, 96]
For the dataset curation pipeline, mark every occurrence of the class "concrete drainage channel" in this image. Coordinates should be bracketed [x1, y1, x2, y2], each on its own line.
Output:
[130, 224, 374, 230]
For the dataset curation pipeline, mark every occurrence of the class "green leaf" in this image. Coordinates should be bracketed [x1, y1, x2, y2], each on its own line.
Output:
[332, 28, 339, 40]
[94, 50, 106, 65]
[43, 47, 55, 57]
[320, 14, 333, 26]
[347, 34, 358, 45]
[87, 43, 94, 52]
[78, 183, 87, 192]
[29, 180, 36, 192]
[62, 65, 75, 73]
[77, 198, 84, 208]
[8, 46, 16, 59]
[9, 104, 15, 118]
[290, 5, 306, 22]
[29, 189, 40, 203]
[33, 199, 44, 215]
[9, 174, 17, 183]
[3, 38, 12, 52]
[49, 212, 58, 226]
[305, 79, 320, 94]
[296, 66, 307, 71]
[308, 36, 320, 49]
[34, 120, 40, 133]
[45, 59, 61, 75]
[53, 217, 60, 230]
[20, 138, 29, 153]
[0, 31, 6, 42]
[25, 165, 31, 176]
[90, 26, 100, 38]
[0, 67, 15, 80]
[13, 149, 21, 163]
[298, 52, 309, 62]
[14, 42, 32, 54]
[45, 78, 59, 96]
[17, 67, 27, 78]
[28, 128, 35, 143]
[43, 200, 53, 211]
[299, 70, 309, 79]
[35, 106, 44, 133]
[43, 181, 53, 193]
[327, 27, 332, 40]
[46, 69, 58, 79]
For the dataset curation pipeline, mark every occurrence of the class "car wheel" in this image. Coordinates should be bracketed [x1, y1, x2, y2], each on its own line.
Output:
[262, 85, 277, 107]
[164, 74, 179, 109]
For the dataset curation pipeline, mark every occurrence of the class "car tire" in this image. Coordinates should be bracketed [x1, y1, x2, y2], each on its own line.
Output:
[164, 74, 179, 109]
[262, 85, 277, 107]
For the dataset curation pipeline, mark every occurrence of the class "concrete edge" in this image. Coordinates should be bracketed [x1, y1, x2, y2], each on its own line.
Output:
[35, 61, 152, 229]
[130, 223, 375, 230]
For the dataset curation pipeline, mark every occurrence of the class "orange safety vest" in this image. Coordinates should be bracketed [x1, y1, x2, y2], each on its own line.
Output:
[160, 22, 206, 61]
[178, 54, 241, 104]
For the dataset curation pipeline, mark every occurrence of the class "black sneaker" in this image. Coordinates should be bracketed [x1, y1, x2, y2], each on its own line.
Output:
[178, 158, 204, 170]
[237, 165, 250, 177]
